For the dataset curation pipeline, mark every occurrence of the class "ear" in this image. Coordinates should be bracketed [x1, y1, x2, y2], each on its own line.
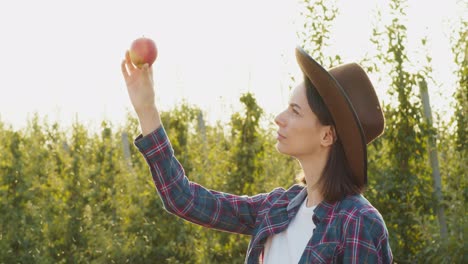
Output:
[320, 126, 336, 147]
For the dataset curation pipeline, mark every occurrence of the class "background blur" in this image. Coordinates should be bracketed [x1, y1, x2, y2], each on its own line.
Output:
[0, 0, 466, 263]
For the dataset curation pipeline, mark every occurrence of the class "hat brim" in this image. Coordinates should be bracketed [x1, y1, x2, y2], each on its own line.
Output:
[295, 46, 367, 185]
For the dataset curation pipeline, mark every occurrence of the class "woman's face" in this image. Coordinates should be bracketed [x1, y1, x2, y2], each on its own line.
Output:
[274, 82, 332, 159]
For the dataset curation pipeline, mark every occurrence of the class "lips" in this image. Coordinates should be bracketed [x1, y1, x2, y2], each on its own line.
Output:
[277, 131, 286, 139]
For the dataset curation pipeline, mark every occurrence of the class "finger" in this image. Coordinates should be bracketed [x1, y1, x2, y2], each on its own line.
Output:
[142, 63, 150, 74]
[143, 63, 153, 79]
[148, 64, 153, 77]
[125, 50, 136, 71]
[121, 59, 130, 80]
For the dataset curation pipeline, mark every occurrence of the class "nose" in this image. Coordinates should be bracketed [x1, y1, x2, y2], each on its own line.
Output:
[274, 111, 286, 127]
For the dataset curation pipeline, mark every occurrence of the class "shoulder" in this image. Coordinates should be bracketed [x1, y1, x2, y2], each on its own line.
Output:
[336, 195, 383, 219]
[254, 184, 304, 213]
[332, 196, 393, 262]
[335, 195, 389, 239]
[262, 184, 304, 204]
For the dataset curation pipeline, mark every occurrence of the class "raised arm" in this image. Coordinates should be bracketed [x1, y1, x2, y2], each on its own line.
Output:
[121, 50, 161, 136]
[134, 126, 278, 234]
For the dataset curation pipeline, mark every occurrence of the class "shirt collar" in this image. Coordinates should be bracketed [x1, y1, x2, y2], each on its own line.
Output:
[287, 187, 307, 211]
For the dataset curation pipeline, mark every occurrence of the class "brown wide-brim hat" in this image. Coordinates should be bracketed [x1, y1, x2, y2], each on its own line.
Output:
[295, 46, 385, 185]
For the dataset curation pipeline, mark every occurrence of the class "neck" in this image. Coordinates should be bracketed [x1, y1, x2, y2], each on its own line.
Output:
[297, 151, 329, 208]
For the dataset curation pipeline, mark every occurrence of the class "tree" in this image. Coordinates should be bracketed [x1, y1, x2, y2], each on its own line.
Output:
[228, 93, 264, 195]
[297, 0, 342, 68]
[452, 20, 468, 154]
[0, 122, 36, 263]
[367, 0, 434, 261]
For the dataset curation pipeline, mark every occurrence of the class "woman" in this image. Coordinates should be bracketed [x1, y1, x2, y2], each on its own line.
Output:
[121, 46, 393, 263]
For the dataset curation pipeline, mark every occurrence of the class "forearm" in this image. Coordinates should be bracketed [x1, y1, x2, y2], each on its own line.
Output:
[136, 105, 161, 136]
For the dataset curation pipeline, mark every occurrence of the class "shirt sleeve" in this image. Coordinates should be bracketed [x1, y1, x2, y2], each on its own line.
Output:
[341, 210, 393, 264]
[134, 125, 274, 235]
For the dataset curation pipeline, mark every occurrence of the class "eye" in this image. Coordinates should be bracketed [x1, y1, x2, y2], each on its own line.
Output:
[289, 106, 300, 115]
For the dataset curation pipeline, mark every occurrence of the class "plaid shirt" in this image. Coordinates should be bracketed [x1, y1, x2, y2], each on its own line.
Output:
[135, 126, 393, 264]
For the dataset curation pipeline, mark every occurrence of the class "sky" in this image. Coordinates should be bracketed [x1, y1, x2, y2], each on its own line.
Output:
[0, 0, 464, 131]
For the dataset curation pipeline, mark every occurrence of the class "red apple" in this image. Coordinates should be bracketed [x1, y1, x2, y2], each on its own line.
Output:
[129, 37, 158, 68]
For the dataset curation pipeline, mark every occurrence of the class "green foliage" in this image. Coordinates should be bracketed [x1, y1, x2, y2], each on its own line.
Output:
[421, 119, 467, 264]
[424, 16, 468, 264]
[368, 0, 434, 262]
[0, 102, 298, 263]
[228, 93, 264, 195]
[451, 19, 468, 154]
[0, 0, 465, 262]
[365, 0, 466, 262]
[297, 0, 342, 68]
[0, 87, 464, 263]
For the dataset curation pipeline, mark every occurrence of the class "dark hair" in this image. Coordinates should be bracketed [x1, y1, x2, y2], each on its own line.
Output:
[299, 76, 363, 202]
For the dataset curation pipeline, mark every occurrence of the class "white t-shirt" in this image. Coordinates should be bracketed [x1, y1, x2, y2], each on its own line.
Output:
[263, 199, 316, 264]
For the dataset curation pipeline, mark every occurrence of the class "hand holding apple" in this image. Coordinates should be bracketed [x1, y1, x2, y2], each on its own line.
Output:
[121, 36, 162, 135]
[129, 37, 158, 68]
[121, 46, 161, 135]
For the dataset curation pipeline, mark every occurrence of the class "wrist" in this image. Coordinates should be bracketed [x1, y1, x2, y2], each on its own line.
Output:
[136, 105, 161, 136]
[135, 104, 157, 117]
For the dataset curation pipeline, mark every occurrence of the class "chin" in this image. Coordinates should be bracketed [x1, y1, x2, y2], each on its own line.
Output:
[276, 143, 304, 160]
[275, 142, 290, 156]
